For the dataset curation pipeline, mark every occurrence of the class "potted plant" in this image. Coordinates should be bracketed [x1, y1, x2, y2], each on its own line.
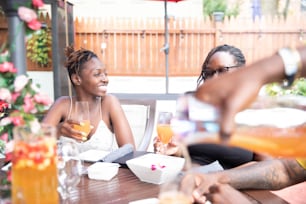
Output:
[203, 0, 241, 21]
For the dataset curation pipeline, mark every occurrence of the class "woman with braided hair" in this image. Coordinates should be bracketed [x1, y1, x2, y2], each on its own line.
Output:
[43, 45, 135, 152]
[155, 44, 265, 169]
[196, 44, 246, 86]
[189, 44, 259, 169]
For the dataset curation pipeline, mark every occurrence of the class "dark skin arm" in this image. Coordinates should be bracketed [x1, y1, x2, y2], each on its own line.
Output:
[181, 159, 306, 203]
[195, 46, 306, 141]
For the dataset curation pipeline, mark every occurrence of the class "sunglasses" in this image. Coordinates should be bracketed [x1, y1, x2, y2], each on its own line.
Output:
[203, 65, 240, 78]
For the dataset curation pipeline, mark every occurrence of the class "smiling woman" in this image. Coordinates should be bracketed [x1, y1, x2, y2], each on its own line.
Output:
[42, 45, 136, 153]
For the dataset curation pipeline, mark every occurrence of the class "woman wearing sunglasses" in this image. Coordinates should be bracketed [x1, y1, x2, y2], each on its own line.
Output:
[188, 44, 267, 169]
[155, 44, 267, 169]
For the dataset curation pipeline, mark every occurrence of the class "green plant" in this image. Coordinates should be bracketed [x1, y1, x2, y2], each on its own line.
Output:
[202, 0, 241, 20]
[265, 78, 306, 96]
[26, 27, 52, 67]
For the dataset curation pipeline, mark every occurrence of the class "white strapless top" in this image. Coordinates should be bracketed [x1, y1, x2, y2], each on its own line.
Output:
[60, 120, 117, 153]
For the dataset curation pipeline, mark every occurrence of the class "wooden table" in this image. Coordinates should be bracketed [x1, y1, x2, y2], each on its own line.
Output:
[0, 159, 288, 204]
[67, 165, 289, 204]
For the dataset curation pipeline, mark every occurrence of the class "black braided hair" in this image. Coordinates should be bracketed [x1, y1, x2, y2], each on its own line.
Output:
[196, 44, 246, 86]
[64, 45, 98, 86]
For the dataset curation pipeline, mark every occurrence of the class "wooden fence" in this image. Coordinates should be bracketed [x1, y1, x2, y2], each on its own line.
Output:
[75, 15, 306, 76]
[1, 13, 305, 76]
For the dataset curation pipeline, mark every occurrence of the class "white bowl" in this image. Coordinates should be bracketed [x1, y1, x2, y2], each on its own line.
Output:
[87, 162, 120, 181]
[126, 153, 185, 185]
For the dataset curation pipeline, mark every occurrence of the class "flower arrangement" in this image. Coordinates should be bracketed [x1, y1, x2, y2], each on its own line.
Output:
[0, 0, 52, 185]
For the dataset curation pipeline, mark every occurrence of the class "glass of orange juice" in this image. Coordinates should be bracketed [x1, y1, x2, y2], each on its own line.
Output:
[12, 124, 58, 204]
[72, 101, 91, 142]
[157, 112, 174, 153]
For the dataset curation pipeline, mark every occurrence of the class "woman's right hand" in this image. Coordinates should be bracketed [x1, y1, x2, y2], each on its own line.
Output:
[57, 119, 88, 142]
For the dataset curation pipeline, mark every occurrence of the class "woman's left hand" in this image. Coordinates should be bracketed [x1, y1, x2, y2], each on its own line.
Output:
[153, 136, 181, 156]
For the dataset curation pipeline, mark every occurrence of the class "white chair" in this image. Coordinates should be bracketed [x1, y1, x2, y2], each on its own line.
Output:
[120, 99, 156, 151]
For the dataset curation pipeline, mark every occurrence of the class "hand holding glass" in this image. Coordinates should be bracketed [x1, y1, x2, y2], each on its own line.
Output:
[156, 112, 174, 154]
[72, 101, 91, 142]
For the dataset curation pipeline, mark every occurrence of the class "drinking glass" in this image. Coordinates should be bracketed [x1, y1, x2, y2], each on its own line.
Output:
[12, 124, 58, 204]
[71, 101, 91, 142]
[156, 112, 174, 153]
[158, 176, 191, 204]
[57, 140, 82, 200]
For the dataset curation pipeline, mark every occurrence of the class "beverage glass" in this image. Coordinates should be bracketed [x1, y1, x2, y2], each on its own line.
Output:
[57, 140, 82, 200]
[158, 176, 191, 204]
[12, 124, 58, 204]
[174, 94, 306, 158]
[72, 101, 91, 141]
[157, 112, 174, 153]
[230, 95, 306, 158]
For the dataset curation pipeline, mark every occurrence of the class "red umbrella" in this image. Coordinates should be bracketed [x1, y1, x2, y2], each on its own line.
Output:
[148, 0, 185, 93]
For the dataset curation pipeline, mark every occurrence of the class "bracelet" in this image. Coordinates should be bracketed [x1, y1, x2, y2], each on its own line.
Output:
[278, 47, 302, 88]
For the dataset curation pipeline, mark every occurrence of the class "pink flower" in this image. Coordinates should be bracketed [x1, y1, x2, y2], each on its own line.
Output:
[28, 19, 42, 30]
[11, 92, 21, 103]
[0, 62, 17, 73]
[23, 95, 35, 113]
[34, 93, 52, 105]
[32, 0, 44, 8]
[0, 133, 9, 143]
[11, 116, 24, 126]
[18, 7, 37, 23]
[0, 88, 12, 103]
[14, 75, 29, 92]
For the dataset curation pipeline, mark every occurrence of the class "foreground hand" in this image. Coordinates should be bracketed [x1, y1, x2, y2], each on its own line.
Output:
[195, 69, 263, 142]
[180, 173, 219, 204]
[204, 183, 252, 204]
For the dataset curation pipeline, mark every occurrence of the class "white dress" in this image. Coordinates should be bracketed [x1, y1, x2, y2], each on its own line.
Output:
[60, 97, 117, 153]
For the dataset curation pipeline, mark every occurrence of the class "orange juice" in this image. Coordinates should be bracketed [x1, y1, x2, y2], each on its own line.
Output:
[230, 124, 306, 158]
[73, 120, 91, 135]
[12, 125, 58, 204]
[157, 124, 174, 144]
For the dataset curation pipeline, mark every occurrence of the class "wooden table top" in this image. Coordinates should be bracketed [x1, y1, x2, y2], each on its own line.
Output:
[66, 165, 288, 204]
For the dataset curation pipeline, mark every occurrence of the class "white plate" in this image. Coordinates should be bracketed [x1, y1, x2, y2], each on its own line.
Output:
[79, 149, 110, 162]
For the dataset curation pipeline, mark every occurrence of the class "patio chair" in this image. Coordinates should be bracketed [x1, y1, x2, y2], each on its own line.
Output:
[120, 99, 156, 151]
